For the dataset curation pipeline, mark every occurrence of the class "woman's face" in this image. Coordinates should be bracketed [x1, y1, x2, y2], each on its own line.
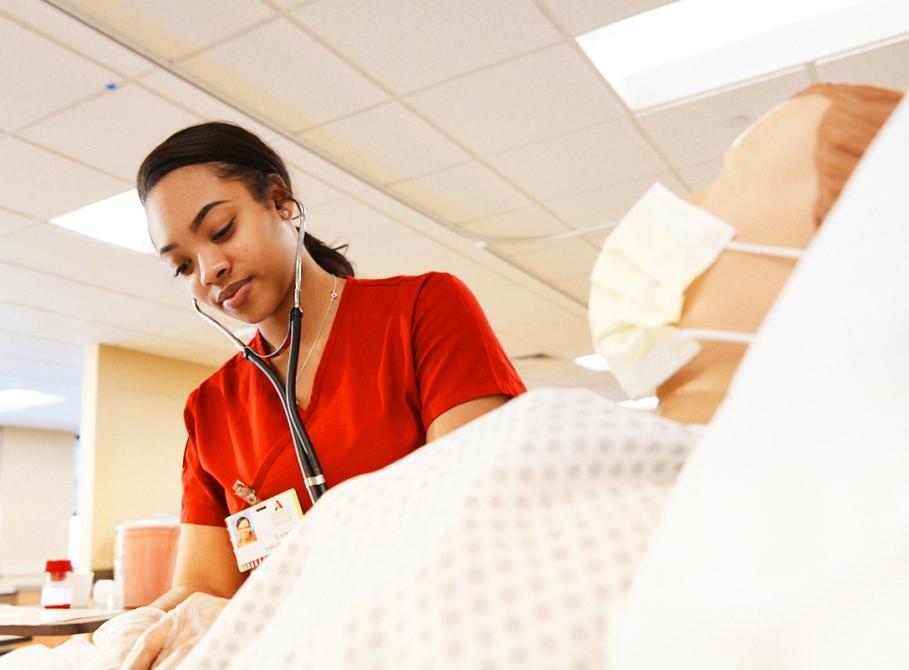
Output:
[237, 518, 252, 541]
[146, 164, 298, 325]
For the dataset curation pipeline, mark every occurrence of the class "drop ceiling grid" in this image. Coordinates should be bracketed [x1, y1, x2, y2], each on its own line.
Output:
[283, 5, 681, 239]
[2, 0, 904, 424]
[0, 0, 152, 78]
[275, 9, 623, 237]
[21, 1, 668, 268]
[55, 0, 277, 61]
[291, 0, 564, 95]
[178, 17, 389, 133]
[18, 83, 203, 182]
[635, 69, 815, 169]
[0, 12, 122, 133]
[299, 101, 472, 186]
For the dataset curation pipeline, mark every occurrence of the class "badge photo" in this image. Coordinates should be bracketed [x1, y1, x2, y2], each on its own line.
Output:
[225, 489, 304, 571]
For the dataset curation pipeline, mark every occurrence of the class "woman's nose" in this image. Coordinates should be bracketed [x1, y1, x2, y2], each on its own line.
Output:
[198, 252, 229, 287]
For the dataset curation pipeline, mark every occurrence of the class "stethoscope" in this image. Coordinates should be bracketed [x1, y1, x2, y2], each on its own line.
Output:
[191, 198, 328, 505]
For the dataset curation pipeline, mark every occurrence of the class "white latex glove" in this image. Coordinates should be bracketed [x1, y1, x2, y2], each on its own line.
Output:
[122, 592, 228, 670]
[87, 607, 167, 670]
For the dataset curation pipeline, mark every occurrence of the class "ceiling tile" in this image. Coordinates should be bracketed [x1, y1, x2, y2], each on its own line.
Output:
[77, 255, 190, 311]
[60, 0, 275, 60]
[407, 44, 623, 155]
[181, 18, 387, 132]
[271, 137, 374, 195]
[457, 263, 593, 357]
[539, 0, 674, 36]
[458, 206, 570, 240]
[506, 238, 599, 282]
[0, 302, 86, 342]
[636, 69, 812, 168]
[816, 38, 909, 93]
[545, 172, 686, 233]
[300, 102, 469, 185]
[1, 0, 152, 77]
[551, 273, 593, 305]
[0, 263, 61, 301]
[286, 167, 345, 207]
[0, 331, 82, 366]
[138, 69, 281, 143]
[389, 161, 532, 224]
[0, 224, 137, 279]
[0, 15, 118, 133]
[12, 278, 196, 342]
[678, 158, 723, 193]
[295, 0, 561, 94]
[352, 234, 468, 279]
[0, 354, 81, 387]
[0, 208, 37, 238]
[19, 83, 201, 182]
[487, 119, 666, 200]
[0, 138, 130, 220]
[307, 197, 414, 254]
[269, 0, 312, 8]
[495, 331, 544, 360]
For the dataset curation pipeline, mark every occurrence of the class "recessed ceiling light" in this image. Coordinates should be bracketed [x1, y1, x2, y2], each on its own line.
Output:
[50, 189, 153, 255]
[0, 388, 65, 414]
[578, 0, 909, 110]
[574, 353, 611, 372]
[619, 396, 659, 412]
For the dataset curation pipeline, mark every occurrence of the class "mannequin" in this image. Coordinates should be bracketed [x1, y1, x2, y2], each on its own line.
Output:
[657, 83, 903, 424]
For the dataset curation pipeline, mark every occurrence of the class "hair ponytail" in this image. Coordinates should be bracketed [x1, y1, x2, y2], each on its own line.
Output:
[137, 122, 354, 277]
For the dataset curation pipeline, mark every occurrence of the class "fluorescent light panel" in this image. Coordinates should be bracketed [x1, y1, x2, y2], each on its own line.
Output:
[578, 0, 909, 110]
[50, 189, 154, 255]
[0, 388, 65, 414]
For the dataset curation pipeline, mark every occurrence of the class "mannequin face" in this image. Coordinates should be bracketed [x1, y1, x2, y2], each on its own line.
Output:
[692, 94, 832, 247]
[657, 94, 833, 424]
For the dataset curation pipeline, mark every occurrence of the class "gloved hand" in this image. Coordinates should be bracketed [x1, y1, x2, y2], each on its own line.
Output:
[121, 592, 229, 670]
[87, 607, 167, 670]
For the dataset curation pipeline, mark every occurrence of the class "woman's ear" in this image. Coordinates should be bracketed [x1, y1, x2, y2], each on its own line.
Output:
[267, 174, 292, 211]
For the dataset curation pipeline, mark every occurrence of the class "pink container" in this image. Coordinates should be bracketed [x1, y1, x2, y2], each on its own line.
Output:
[114, 520, 180, 608]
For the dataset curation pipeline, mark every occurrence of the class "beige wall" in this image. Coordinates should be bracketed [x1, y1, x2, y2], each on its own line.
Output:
[78, 344, 215, 571]
[0, 426, 75, 576]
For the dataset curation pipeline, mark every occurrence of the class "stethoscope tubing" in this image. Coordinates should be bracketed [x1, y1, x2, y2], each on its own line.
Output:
[242, 333, 327, 505]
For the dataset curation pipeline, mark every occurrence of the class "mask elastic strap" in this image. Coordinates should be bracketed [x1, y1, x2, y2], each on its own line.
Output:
[723, 240, 804, 260]
[679, 328, 755, 345]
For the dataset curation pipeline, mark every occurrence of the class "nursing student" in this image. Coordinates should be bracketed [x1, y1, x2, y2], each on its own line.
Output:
[138, 122, 526, 612]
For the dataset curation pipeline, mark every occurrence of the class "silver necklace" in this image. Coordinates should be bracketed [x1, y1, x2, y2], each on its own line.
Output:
[296, 275, 339, 382]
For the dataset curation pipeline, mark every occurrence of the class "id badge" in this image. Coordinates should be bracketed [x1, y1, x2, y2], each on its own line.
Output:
[225, 488, 304, 572]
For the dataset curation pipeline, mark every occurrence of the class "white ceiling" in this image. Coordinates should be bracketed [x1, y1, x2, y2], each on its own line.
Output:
[0, 0, 906, 431]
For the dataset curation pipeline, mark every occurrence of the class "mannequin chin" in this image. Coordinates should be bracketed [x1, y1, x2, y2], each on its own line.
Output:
[657, 88, 898, 424]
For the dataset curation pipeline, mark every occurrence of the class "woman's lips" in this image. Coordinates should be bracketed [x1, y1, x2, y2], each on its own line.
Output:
[221, 279, 252, 310]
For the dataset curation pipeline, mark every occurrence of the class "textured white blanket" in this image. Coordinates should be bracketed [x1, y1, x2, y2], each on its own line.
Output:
[178, 388, 699, 669]
[0, 388, 698, 669]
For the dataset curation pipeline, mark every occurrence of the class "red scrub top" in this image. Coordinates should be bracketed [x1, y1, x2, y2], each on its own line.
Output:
[181, 272, 526, 525]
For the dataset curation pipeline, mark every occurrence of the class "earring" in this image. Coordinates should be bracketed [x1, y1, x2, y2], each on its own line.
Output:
[280, 209, 290, 218]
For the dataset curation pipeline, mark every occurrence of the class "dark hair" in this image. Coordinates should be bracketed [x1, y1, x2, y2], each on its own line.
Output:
[236, 516, 251, 529]
[137, 122, 354, 277]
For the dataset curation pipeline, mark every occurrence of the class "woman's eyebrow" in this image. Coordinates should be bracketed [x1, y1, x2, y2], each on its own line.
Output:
[157, 199, 231, 255]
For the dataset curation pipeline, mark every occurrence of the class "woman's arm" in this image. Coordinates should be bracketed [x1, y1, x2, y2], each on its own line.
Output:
[425, 394, 510, 443]
[150, 523, 247, 611]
